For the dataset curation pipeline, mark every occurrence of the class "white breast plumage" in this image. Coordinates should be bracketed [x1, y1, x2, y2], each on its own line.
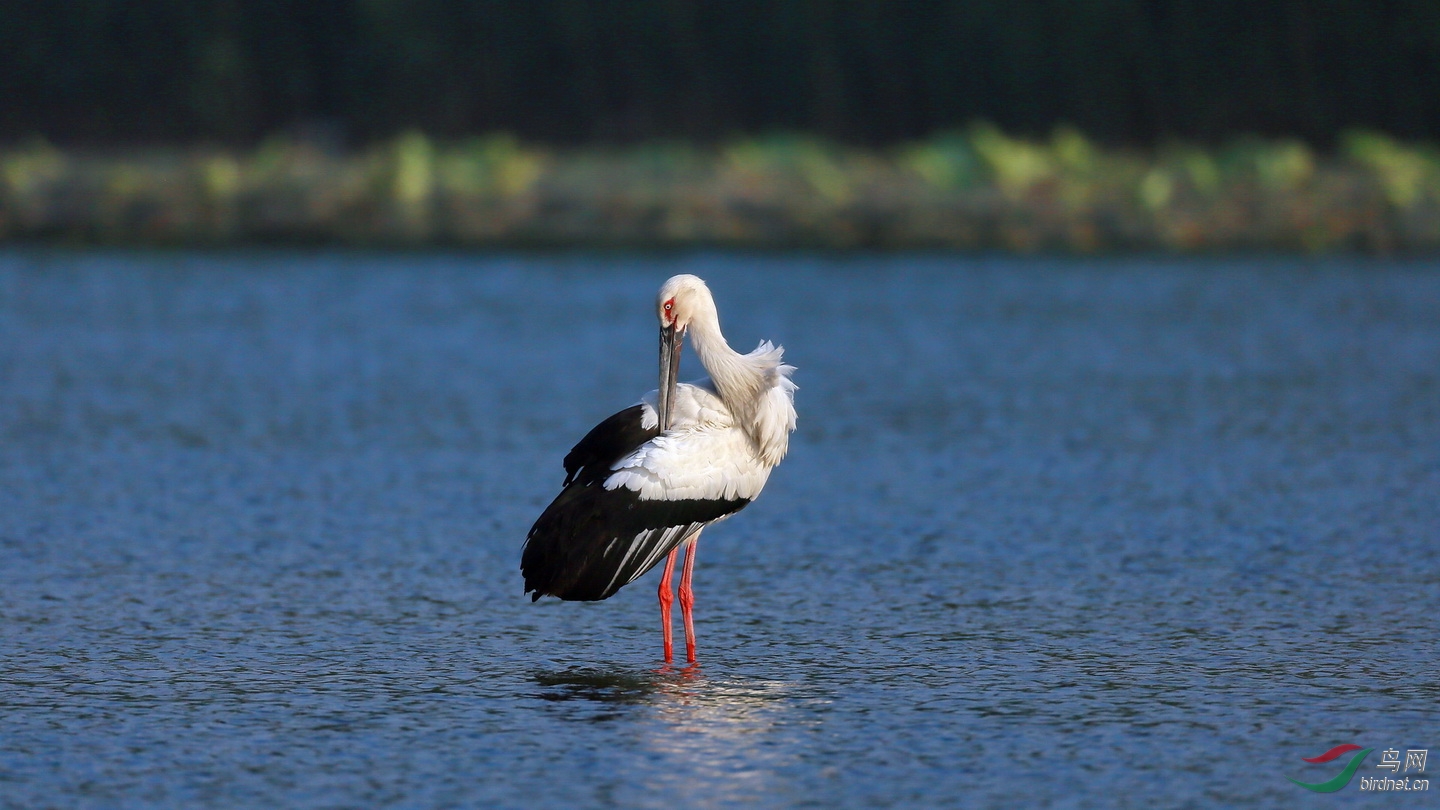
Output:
[605, 381, 772, 503]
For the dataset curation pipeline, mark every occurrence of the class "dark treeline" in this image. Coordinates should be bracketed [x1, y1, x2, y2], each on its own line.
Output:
[4, 0, 1439, 148]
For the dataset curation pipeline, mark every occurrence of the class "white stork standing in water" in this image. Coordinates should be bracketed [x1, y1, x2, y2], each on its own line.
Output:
[521, 274, 797, 663]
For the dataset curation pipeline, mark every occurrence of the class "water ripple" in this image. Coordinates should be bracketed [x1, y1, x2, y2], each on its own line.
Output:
[1, 252, 1437, 807]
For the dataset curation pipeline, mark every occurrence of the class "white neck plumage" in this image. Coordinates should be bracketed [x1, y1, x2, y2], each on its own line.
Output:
[686, 296, 795, 468]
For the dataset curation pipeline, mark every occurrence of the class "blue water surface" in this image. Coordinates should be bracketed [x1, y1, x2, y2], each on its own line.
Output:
[0, 251, 1437, 808]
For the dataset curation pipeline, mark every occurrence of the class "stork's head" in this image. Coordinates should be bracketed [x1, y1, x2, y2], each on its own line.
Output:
[656, 274, 711, 431]
[656, 273, 710, 332]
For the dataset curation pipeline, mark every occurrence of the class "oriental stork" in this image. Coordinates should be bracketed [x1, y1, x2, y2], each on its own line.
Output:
[521, 274, 797, 663]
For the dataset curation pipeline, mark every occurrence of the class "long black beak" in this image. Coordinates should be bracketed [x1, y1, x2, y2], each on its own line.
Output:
[658, 322, 683, 430]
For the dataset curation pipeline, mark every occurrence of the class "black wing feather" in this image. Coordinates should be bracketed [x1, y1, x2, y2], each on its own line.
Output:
[562, 404, 658, 486]
[522, 404, 748, 602]
[522, 484, 747, 601]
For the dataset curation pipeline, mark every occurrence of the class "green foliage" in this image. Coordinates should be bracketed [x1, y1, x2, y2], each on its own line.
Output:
[2, 126, 1438, 252]
[1343, 130, 1440, 208]
[898, 133, 982, 191]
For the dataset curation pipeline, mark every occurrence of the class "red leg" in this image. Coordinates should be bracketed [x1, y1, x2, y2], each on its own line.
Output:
[678, 532, 702, 663]
[657, 547, 680, 663]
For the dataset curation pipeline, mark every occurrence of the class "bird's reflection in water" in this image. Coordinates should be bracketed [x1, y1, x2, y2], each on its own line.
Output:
[533, 666, 671, 705]
[530, 663, 708, 711]
[532, 663, 806, 803]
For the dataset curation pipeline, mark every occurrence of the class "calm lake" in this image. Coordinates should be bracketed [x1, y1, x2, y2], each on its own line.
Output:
[1, 251, 1436, 808]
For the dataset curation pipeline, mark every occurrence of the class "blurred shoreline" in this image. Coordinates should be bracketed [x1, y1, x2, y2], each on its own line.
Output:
[4, 126, 1439, 253]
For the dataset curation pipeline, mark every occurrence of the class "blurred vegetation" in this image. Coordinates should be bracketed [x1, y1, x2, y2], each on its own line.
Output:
[3, 1, 1440, 148]
[4, 127, 1440, 252]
